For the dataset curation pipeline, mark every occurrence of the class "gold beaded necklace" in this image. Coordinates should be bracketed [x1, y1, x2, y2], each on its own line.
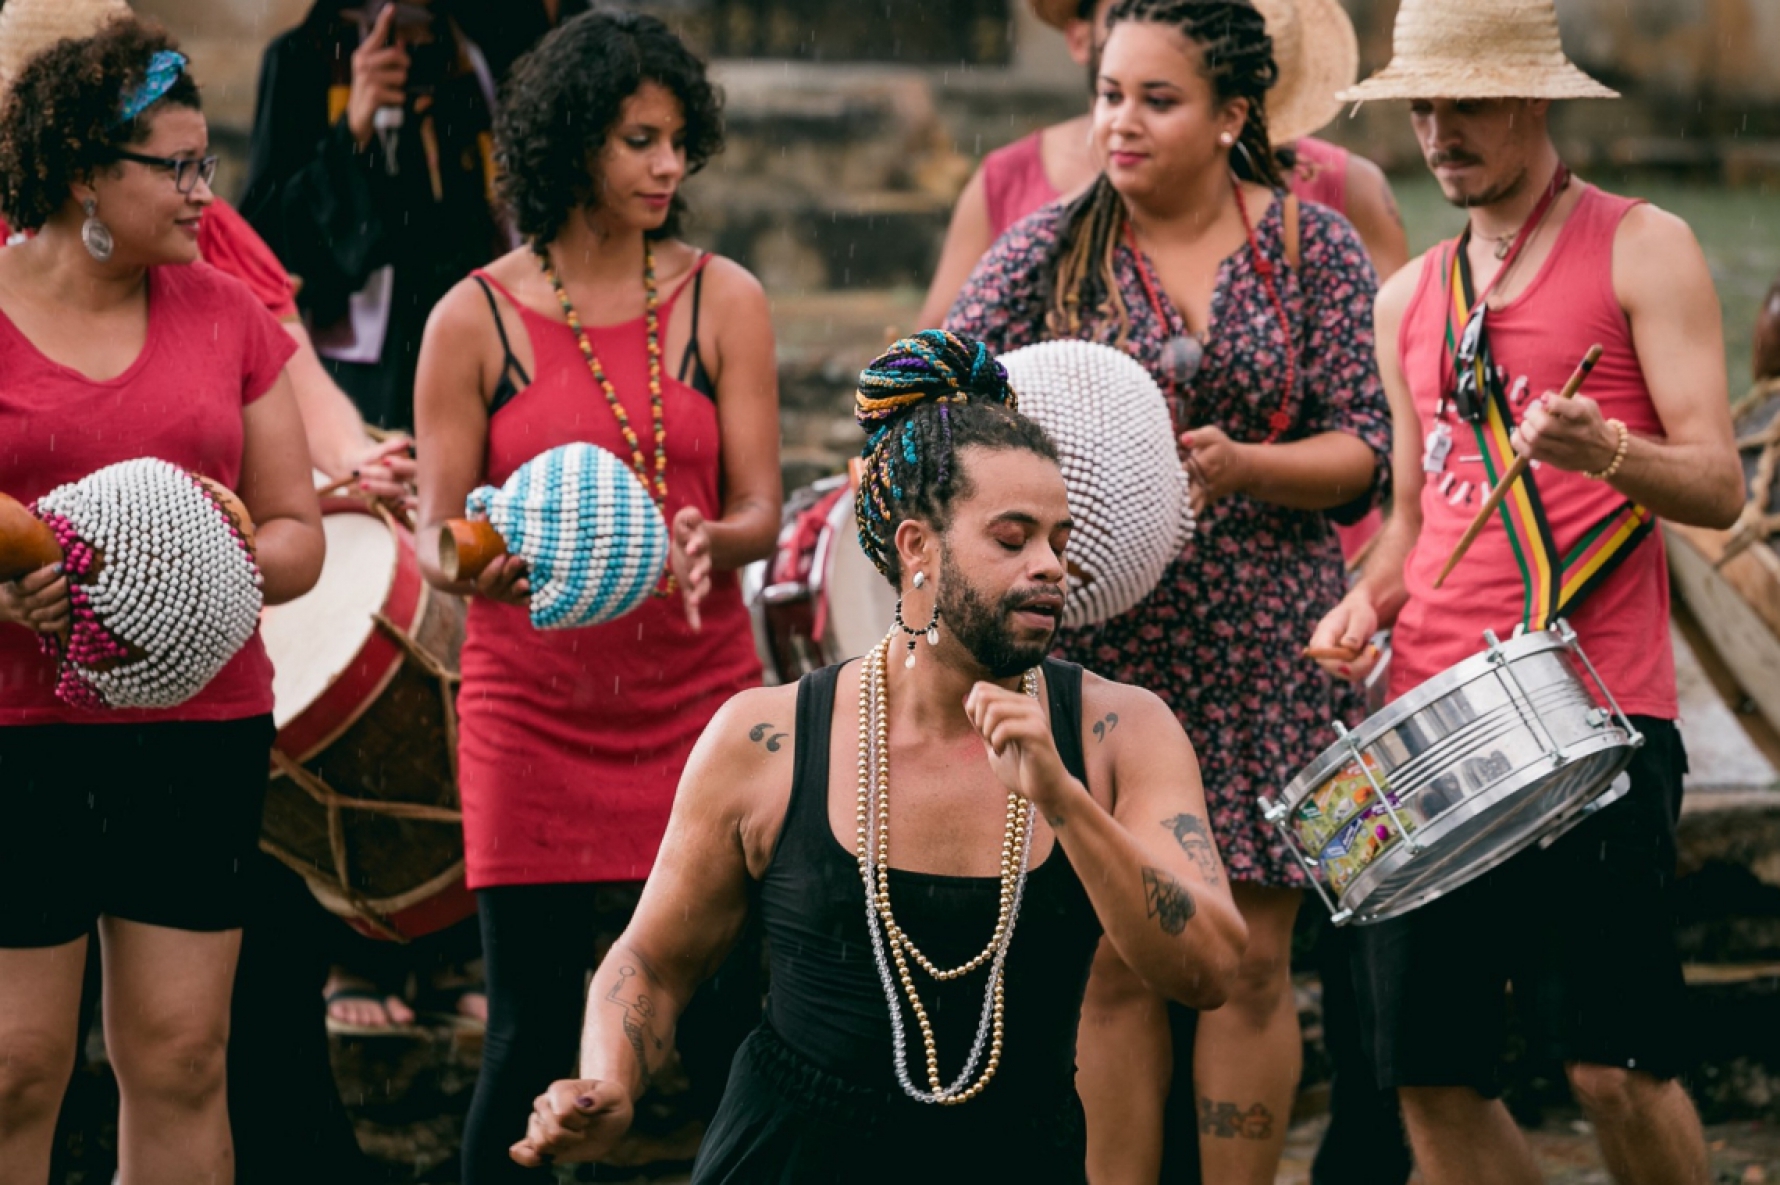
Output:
[537, 242, 672, 592]
[856, 636, 1038, 1104]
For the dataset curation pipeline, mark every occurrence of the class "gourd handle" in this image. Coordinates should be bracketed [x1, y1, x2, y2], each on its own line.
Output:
[0, 493, 63, 583]
[438, 519, 508, 582]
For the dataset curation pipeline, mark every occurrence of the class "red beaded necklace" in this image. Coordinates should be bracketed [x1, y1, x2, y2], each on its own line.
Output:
[1126, 172, 1298, 444]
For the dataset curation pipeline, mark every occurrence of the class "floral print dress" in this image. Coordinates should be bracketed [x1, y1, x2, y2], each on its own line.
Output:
[948, 194, 1391, 887]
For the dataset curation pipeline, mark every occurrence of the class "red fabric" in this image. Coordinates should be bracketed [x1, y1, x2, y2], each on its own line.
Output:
[457, 264, 762, 889]
[197, 201, 300, 321]
[1289, 137, 1349, 216]
[1389, 185, 1675, 719]
[0, 203, 298, 322]
[0, 263, 297, 724]
[984, 131, 1060, 242]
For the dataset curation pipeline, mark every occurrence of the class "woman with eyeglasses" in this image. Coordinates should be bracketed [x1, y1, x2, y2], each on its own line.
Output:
[947, 2, 1390, 1181]
[0, 19, 324, 1183]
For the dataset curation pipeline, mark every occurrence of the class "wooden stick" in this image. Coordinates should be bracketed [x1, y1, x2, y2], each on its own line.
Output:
[1302, 643, 1379, 663]
[1434, 344, 1604, 589]
[316, 473, 358, 498]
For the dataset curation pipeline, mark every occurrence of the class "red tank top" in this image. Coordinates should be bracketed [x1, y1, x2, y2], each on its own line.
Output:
[456, 261, 762, 888]
[1389, 185, 1675, 719]
[984, 131, 1060, 241]
[1289, 138, 1349, 216]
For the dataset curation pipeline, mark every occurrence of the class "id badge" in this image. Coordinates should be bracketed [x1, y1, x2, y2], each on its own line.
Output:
[1421, 421, 1454, 475]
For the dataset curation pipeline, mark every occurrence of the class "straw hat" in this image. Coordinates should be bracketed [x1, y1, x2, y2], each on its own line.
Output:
[1338, 0, 1618, 102]
[0, 0, 130, 94]
[1029, 0, 1086, 31]
[1251, 0, 1358, 145]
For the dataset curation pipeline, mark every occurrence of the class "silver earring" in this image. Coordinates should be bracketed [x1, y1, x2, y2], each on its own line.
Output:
[80, 198, 113, 263]
[1219, 131, 1235, 146]
[912, 571, 926, 590]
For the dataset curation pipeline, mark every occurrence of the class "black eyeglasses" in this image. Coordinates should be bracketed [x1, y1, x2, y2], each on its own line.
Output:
[110, 150, 219, 196]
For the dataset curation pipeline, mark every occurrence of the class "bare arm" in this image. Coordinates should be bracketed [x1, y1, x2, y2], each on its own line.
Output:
[1220, 432, 1380, 512]
[1513, 204, 1741, 528]
[510, 686, 790, 1166]
[916, 166, 994, 332]
[283, 321, 369, 480]
[963, 678, 1245, 1008]
[700, 258, 782, 571]
[1308, 259, 1427, 678]
[237, 371, 325, 604]
[1341, 156, 1411, 282]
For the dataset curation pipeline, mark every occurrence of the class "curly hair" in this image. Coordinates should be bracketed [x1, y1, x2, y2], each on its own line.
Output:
[0, 17, 200, 232]
[494, 8, 723, 248]
[854, 331, 1060, 588]
[1044, 0, 1281, 343]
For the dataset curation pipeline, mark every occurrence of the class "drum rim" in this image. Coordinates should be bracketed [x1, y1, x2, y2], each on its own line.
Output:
[1279, 627, 1575, 807]
[1334, 732, 1636, 924]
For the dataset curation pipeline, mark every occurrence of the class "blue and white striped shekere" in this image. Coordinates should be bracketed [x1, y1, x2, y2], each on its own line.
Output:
[463, 443, 669, 630]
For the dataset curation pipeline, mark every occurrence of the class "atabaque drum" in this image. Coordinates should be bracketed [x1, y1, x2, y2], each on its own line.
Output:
[1261, 621, 1642, 925]
[746, 474, 897, 684]
[259, 498, 472, 940]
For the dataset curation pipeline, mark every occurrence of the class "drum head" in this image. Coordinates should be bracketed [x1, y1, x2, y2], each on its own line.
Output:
[824, 491, 897, 661]
[262, 510, 397, 729]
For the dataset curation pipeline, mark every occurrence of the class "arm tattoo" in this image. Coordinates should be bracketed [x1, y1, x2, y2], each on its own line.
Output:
[1142, 866, 1195, 934]
[1161, 813, 1224, 884]
[1092, 712, 1119, 742]
[1198, 1100, 1275, 1139]
[603, 963, 665, 1090]
[748, 722, 788, 752]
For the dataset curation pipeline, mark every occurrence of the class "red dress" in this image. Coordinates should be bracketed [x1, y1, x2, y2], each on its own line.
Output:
[457, 264, 762, 889]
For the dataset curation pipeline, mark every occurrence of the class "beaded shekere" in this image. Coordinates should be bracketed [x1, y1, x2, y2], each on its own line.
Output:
[997, 340, 1196, 628]
[465, 442, 669, 631]
[33, 458, 262, 709]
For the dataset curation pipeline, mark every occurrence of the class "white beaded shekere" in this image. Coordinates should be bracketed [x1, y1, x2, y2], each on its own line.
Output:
[33, 458, 262, 709]
[857, 636, 1038, 1105]
[997, 340, 1196, 628]
[465, 442, 669, 630]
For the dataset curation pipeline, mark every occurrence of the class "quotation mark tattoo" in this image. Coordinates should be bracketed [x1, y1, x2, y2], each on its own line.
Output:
[1162, 813, 1224, 884]
[1198, 1100, 1275, 1139]
[605, 964, 663, 1089]
[1142, 866, 1195, 934]
[748, 723, 788, 752]
[1092, 712, 1119, 743]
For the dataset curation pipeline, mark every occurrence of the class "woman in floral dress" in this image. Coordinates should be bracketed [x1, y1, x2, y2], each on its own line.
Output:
[947, 2, 1390, 1181]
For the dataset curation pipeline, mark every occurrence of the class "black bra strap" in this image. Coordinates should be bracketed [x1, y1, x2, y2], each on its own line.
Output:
[472, 274, 532, 390]
[678, 264, 708, 387]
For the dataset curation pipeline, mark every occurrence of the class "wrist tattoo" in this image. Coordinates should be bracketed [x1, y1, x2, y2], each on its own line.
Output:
[748, 723, 788, 752]
[1162, 813, 1224, 884]
[604, 962, 665, 1090]
[1198, 1100, 1275, 1139]
[1092, 712, 1119, 743]
[1142, 866, 1195, 934]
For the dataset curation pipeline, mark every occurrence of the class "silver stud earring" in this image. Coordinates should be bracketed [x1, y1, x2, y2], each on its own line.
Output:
[81, 198, 114, 263]
[1219, 131, 1236, 147]
[912, 571, 926, 590]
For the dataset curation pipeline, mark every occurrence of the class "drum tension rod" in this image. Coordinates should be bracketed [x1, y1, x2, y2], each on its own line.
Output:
[1484, 628, 1568, 766]
[1553, 619, 1645, 751]
[1258, 794, 1348, 923]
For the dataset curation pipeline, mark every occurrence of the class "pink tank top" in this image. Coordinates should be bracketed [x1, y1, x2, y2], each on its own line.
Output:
[1389, 185, 1674, 719]
[1289, 137, 1349, 216]
[984, 130, 1061, 241]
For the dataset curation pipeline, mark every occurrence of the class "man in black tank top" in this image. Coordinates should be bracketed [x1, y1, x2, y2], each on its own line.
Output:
[510, 332, 1246, 1181]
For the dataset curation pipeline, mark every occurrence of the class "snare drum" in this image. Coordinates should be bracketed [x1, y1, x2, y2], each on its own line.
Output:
[1263, 621, 1643, 925]
[259, 499, 472, 940]
[747, 476, 896, 683]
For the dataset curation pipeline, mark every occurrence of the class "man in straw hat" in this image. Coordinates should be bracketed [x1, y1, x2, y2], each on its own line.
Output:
[916, 0, 1408, 334]
[1310, 1, 1744, 1181]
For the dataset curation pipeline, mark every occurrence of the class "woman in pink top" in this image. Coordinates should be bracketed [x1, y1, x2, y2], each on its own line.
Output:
[0, 22, 323, 1183]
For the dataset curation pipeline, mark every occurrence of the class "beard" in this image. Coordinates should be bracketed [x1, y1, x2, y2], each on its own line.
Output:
[1431, 155, 1527, 210]
[936, 546, 1058, 680]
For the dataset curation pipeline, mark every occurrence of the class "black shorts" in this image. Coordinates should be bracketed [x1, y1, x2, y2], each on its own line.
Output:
[1353, 716, 1690, 1093]
[0, 716, 273, 947]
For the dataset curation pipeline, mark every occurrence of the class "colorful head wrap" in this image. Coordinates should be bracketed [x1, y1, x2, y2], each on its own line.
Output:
[115, 49, 184, 126]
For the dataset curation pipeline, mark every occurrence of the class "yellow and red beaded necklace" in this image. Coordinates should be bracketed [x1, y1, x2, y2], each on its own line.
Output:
[537, 242, 674, 593]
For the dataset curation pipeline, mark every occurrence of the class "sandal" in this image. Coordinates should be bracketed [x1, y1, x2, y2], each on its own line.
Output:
[324, 974, 420, 1037]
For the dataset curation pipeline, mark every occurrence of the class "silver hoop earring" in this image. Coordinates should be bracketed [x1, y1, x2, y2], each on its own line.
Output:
[80, 198, 114, 263]
[1231, 138, 1261, 179]
[893, 595, 940, 669]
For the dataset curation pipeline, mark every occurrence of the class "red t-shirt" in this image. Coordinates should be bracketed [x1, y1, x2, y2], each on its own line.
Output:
[1390, 186, 1675, 719]
[0, 262, 296, 724]
[0, 201, 299, 321]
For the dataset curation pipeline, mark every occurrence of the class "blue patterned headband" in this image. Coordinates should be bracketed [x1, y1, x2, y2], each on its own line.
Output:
[115, 51, 186, 126]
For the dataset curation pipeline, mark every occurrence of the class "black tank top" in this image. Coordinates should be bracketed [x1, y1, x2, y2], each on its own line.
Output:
[757, 658, 1103, 1113]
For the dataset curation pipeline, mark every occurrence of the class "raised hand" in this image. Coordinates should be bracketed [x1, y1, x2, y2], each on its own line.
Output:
[1179, 425, 1251, 516]
[669, 505, 711, 632]
[963, 679, 1073, 812]
[346, 4, 410, 149]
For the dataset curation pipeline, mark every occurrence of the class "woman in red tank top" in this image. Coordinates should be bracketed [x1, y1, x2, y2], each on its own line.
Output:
[413, 12, 779, 1182]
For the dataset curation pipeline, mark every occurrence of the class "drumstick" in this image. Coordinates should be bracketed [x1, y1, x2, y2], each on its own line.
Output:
[1302, 643, 1379, 663]
[316, 473, 357, 498]
[1434, 344, 1603, 589]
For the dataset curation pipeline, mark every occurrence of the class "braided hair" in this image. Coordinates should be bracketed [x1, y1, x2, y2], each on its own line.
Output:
[1045, 0, 1283, 342]
[854, 330, 1059, 588]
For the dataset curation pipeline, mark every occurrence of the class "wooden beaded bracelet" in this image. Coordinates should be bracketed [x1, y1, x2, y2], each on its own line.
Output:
[1584, 418, 1630, 481]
